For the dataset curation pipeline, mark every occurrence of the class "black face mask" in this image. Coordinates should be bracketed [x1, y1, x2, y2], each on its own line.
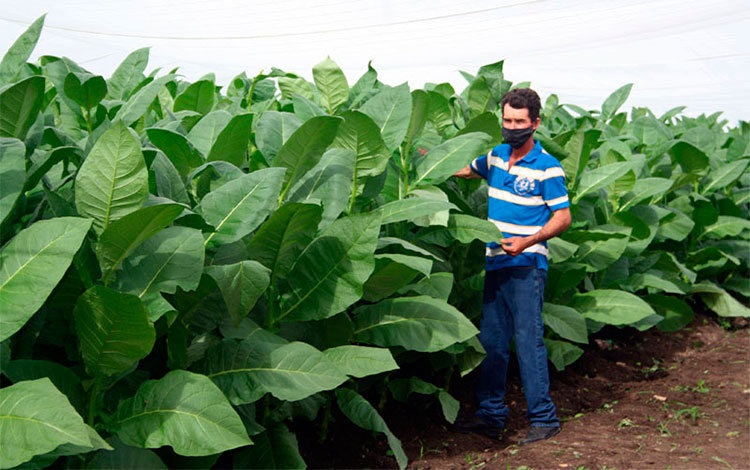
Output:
[502, 126, 535, 149]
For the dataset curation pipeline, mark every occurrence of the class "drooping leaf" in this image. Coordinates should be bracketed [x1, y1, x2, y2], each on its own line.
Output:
[444, 213, 503, 244]
[97, 203, 184, 284]
[544, 338, 584, 371]
[207, 113, 253, 167]
[205, 260, 270, 326]
[313, 56, 349, 115]
[0, 378, 102, 469]
[114, 74, 174, 126]
[668, 140, 709, 173]
[360, 83, 412, 152]
[197, 167, 285, 247]
[116, 226, 204, 321]
[174, 79, 215, 115]
[278, 212, 381, 322]
[246, 202, 323, 283]
[64, 72, 107, 109]
[388, 377, 459, 423]
[75, 120, 148, 234]
[3, 360, 86, 415]
[90, 437, 168, 470]
[255, 111, 301, 162]
[323, 345, 399, 378]
[646, 294, 694, 332]
[200, 340, 348, 404]
[377, 197, 457, 225]
[572, 289, 656, 325]
[574, 161, 637, 203]
[0, 15, 45, 86]
[74, 286, 155, 377]
[232, 423, 305, 470]
[274, 116, 342, 202]
[0, 217, 91, 342]
[413, 132, 492, 187]
[542, 303, 588, 344]
[0, 75, 45, 140]
[286, 148, 355, 228]
[691, 281, 750, 317]
[112, 370, 252, 456]
[335, 388, 407, 470]
[353, 296, 479, 352]
[0, 138, 25, 224]
[701, 216, 750, 239]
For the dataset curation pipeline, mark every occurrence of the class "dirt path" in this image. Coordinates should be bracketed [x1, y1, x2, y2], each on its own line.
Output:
[303, 315, 750, 470]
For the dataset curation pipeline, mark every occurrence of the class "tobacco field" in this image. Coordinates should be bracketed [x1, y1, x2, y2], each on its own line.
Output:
[0, 17, 748, 469]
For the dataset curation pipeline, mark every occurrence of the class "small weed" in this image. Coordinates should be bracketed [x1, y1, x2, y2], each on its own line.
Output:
[712, 456, 735, 469]
[726, 431, 740, 438]
[674, 406, 702, 423]
[641, 359, 664, 377]
[693, 379, 710, 394]
[617, 418, 634, 428]
[712, 399, 728, 408]
[692, 446, 703, 454]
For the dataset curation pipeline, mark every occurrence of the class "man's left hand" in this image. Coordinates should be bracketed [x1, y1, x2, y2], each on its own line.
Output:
[500, 236, 530, 256]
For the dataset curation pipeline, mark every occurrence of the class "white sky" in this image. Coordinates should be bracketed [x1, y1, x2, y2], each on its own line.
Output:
[2, 0, 749, 124]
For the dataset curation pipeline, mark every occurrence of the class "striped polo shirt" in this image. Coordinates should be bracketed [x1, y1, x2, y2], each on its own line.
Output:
[470, 140, 569, 271]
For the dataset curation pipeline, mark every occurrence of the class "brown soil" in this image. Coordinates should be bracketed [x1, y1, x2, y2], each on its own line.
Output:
[300, 314, 750, 470]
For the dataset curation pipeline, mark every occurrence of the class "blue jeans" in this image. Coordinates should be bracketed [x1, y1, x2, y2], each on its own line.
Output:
[476, 267, 559, 428]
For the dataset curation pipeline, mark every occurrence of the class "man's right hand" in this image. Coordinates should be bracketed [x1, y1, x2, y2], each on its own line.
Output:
[453, 164, 482, 179]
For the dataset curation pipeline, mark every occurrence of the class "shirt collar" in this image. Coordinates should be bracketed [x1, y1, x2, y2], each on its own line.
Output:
[500, 140, 542, 164]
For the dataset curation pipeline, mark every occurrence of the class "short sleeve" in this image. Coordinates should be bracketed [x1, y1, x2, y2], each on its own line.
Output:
[470, 151, 491, 179]
[541, 164, 569, 211]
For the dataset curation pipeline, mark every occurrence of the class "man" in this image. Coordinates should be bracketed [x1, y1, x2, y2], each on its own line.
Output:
[451, 88, 571, 445]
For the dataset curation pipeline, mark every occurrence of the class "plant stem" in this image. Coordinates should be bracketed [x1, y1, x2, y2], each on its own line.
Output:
[87, 377, 102, 427]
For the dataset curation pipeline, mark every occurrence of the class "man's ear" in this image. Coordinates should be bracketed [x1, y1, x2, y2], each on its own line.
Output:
[532, 117, 540, 130]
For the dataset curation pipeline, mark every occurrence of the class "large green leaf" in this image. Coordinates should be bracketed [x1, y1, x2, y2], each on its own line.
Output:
[377, 197, 457, 225]
[388, 377, 459, 423]
[207, 113, 253, 167]
[286, 148, 356, 227]
[114, 74, 174, 126]
[601, 83, 633, 120]
[353, 296, 479, 352]
[398, 272, 454, 301]
[574, 161, 637, 203]
[332, 110, 390, 187]
[412, 132, 492, 187]
[152, 153, 190, 204]
[560, 128, 601, 186]
[572, 289, 656, 325]
[112, 370, 252, 456]
[691, 281, 750, 317]
[187, 110, 232, 157]
[205, 260, 270, 326]
[701, 216, 750, 239]
[0, 138, 25, 224]
[0, 15, 45, 86]
[90, 437, 168, 470]
[278, 212, 381, 322]
[335, 389, 407, 470]
[255, 111, 301, 162]
[146, 128, 204, 178]
[360, 83, 412, 152]
[0, 378, 105, 469]
[668, 140, 709, 173]
[646, 294, 694, 332]
[3, 360, 86, 415]
[455, 112, 502, 144]
[107, 48, 149, 100]
[74, 286, 155, 377]
[702, 158, 749, 194]
[97, 203, 184, 284]
[0, 75, 45, 140]
[404, 90, 429, 152]
[75, 120, 148, 234]
[116, 226, 204, 321]
[466, 77, 496, 119]
[233, 423, 305, 470]
[0, 217, 92, 342]
[445, 214, 503, 244]
[246, 202, 322, 283]
[619, 177, 673, 211]
[363, 256, 421, 302]
[323, 345, 399, 378]
[200, 340, 348, 404]
[197, 167, 285, 247]
[274, 116, 342, 202]
[313, 56, 349, 115]
[542, 303, 588, 344]
[174, 79, 215, 115]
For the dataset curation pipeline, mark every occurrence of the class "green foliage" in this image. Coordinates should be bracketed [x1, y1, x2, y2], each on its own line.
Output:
[1, 21, 747, 469]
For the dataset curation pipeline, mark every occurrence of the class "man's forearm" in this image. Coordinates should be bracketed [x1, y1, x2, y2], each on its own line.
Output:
[526, 207, 571, 246]
[453, 164, 483, 179]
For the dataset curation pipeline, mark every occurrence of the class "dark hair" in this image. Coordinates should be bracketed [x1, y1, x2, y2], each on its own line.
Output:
[500, 88, 541, 122]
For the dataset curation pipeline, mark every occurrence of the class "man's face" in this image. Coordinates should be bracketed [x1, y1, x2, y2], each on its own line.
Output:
[502, 104, 540, 130]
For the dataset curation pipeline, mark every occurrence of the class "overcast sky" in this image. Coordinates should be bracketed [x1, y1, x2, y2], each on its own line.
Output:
[2, 0, 749, 124]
